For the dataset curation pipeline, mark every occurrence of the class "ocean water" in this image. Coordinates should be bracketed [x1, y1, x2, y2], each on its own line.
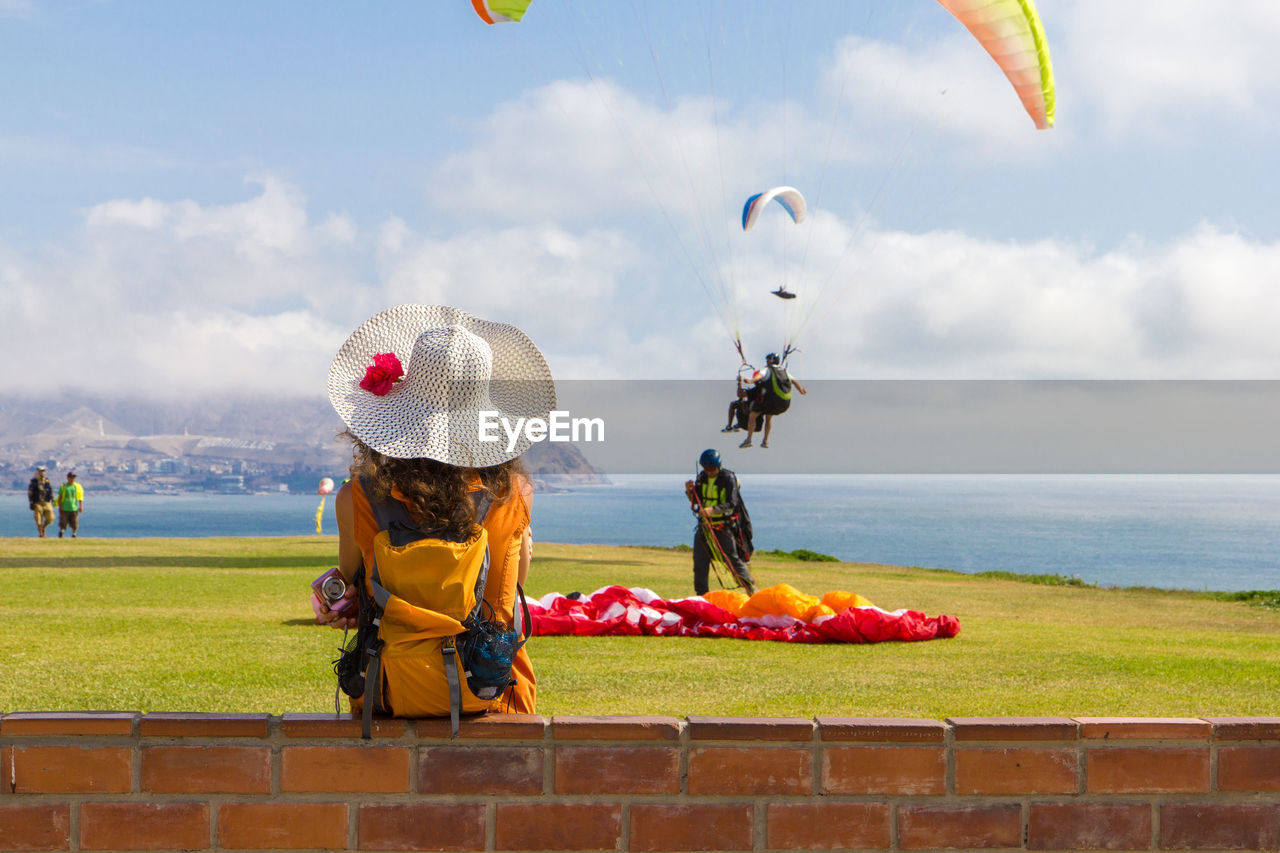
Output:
[6, 475, 1280, 592]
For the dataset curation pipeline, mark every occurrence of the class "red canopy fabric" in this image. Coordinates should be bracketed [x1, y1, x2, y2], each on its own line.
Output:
[528, 585, 960, 644]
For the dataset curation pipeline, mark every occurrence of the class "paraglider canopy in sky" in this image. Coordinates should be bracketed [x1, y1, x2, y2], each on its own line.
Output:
[742, 187, 807, 232]
[471, 0, 531, 25]
[935, 0, 1055, 129]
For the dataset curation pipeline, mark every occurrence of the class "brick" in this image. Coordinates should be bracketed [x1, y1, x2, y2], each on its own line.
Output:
[279, 712, 407, 738]
[955, 747, 1078, 794]
[416, 714, 546, 740]
[899, 804, 1022, 850]
[141, 745, 270, 794]
[822, 746, 945, 795]
[359, 803, 486, 851]
[139, 712, 270, 737]
[496, 803, 620, 851]
[1086, 747, 1210, 793]
[1075, 716, 1211, 740]
[767, 803, 891, 850]
[688, 746, 811, 795]
[948, 716, 1078, 741]
[12, 746, 131, 794]
[282, 745, 410, 793]
[218, 802, 348, 850]
[687, 715, 813, 741]
[1206, 716, 1280, 741]
[552, 715, 681, 740]
[555, 746, 679, 794]
[630, 804, 753, 852]
[420, 745, 542, 795]
[1028, 803, 1150, 850]
[1218, 746, 1280, 791]
[80, 802, 208, 850]
[1161, 803, 1280, 850]
[2, 711, 136, 736]
[816, 717, 947, 743]
[0, 804, 70, 852]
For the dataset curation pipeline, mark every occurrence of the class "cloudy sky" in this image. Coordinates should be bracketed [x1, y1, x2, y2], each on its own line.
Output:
[4, 0, 1280, 398]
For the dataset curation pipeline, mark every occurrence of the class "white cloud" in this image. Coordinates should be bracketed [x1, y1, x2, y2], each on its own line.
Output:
[430, 78, 833, 226]
[1, 178, 364, 398]
[820, 33, 1044, 149]
[789, 223, 1280, 380]
[0, 0, 33, 19]
[1057, 0, 1280, 136]
[86, 175, 312, 257]
[7, 169, 1280, 406]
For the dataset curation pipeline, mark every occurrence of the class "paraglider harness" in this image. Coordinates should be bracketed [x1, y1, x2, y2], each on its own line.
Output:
[333, 486, 530, 739]
[737, 346, 797, 417]
[686, 470, 754, 592]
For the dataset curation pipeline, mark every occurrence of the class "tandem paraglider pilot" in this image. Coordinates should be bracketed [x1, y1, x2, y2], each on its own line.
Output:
[684, 448, 757, 596]
[739, 352, 805, 449]
[315, 304, 554, 737]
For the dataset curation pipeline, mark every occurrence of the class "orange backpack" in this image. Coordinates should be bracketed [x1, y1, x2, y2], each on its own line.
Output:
[336, 481, 528, 738]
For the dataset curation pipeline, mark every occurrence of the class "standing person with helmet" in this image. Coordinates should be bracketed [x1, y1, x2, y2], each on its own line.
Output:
[684, 449, 757, 596]
[739, 352, 806, 449]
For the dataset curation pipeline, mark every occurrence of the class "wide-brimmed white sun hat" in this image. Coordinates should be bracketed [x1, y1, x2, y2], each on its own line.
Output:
[328, 305, 556, 466]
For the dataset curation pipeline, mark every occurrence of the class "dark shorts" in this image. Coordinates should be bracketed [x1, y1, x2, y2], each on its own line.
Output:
[750, 393, 790, 416]
[59, 509, 79, 530]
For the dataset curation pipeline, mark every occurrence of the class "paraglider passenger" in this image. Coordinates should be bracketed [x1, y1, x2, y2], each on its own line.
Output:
[721, 371, 755, 432]
[739, 353, 805, 449]
[684, 449, 757, 596]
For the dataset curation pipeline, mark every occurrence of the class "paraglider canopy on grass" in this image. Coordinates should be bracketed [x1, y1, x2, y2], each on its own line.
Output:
[530, 584, 960, 644]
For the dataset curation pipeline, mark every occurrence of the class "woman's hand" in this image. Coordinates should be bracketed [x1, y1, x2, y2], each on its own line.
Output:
[313, 585, 358, 629]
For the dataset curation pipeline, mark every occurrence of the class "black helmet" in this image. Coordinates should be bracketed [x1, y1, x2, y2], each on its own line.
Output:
[765, 352, 780, 366]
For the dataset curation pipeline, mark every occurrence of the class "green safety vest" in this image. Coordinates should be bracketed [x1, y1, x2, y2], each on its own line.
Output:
[768, 367, 792, 401]
[58, 482, 82, 511]
[698, 476, 731, 521]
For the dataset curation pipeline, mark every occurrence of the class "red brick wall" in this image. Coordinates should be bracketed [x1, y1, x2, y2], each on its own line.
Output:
[2, 712, 1278, 851]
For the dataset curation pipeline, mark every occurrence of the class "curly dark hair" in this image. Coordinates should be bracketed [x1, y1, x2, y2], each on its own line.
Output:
[344, 433, 523, 540]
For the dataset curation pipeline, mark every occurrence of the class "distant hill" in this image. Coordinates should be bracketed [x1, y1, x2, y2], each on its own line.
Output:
[0, 394, 343, 447]
[0, 393, 606, 484]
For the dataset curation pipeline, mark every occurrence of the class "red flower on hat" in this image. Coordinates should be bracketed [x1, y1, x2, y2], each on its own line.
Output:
[359, 352, 404, 396]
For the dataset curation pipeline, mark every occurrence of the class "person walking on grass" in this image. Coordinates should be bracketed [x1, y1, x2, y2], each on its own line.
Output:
[57, 471, 84, 538]
[28, 465, 54, 538]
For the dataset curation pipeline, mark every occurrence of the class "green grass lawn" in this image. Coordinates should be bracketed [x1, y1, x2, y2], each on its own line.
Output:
[3, 536, 1278, 717]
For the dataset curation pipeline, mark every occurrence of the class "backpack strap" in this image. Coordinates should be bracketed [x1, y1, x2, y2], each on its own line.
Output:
[513, 582, 531, 642]
[362, 637, 383, 740]
[449, 543, 491, 739]
[442, 638, 462, 737]
[351, 563, 387, 741]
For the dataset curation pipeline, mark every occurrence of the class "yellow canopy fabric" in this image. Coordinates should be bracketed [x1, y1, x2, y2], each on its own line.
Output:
[704, 584, 877, 623]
